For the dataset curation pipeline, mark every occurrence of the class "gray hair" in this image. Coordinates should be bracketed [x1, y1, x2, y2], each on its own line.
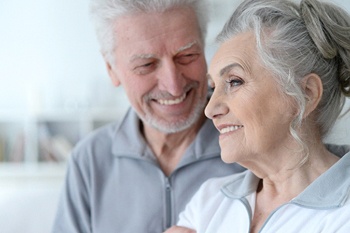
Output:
[217, 0, 350, 153]
[89, 0, 209, 63]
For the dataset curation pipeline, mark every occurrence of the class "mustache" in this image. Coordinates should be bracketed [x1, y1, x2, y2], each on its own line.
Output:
[144, 82, 199, 101]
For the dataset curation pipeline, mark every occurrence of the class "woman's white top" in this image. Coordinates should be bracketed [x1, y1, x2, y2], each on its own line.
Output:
[178, 148, 350, 233]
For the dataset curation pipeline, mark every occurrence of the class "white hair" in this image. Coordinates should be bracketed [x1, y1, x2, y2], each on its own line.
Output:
[89, 0, 209, 63]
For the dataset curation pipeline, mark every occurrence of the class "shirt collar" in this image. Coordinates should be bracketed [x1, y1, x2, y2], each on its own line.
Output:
[221, 170, 260, 198]
[292, 152, 350, 208]
[221, 146, 350, 209]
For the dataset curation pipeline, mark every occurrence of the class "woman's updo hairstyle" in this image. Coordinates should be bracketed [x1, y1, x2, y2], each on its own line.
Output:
[301, 0, 350, 97]
[216, 0, 350, 143]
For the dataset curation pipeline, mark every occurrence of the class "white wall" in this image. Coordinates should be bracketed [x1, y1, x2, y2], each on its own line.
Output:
[1, 0, 349, 142]
[0, 0, 128, 115]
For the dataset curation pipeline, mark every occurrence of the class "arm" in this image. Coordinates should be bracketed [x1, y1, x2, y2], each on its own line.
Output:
[164, 226, 196, 233]
[52, 155, 91, 233]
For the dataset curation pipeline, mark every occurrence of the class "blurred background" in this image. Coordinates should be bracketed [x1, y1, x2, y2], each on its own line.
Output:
[0, 0, 349, 232]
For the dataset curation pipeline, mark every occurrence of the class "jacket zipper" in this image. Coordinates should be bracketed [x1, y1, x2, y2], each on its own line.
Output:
[165, 177, 172, 229]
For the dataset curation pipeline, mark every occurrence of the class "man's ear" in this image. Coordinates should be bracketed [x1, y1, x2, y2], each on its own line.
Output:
[301, 73, 323, 118]
[105, 60, 121, 87]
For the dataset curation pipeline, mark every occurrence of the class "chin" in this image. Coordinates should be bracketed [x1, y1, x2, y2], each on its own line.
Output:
[220, 153, 237, 164]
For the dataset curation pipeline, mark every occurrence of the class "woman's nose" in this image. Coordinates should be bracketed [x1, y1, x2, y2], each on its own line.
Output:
[205, 88, 228, 119]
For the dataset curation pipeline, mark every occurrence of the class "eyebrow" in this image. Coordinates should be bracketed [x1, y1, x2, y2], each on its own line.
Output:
[130, 54, 155, 62]
[219, 63, 244, 77]
[176, 41, 199, 53]
[130, 41, 199, 62]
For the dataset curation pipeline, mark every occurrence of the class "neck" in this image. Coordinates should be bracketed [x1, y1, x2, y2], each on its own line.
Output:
[143, 114, 206, 176]
[250, 141, 339, 233]
[254, 142, 338, 195]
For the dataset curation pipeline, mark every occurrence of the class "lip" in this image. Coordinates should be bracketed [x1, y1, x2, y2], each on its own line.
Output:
[153, 82, 197, 105]
[153, 88, 194, 107]
[150, 89, 195, 116]
[216, 124, 244, 135]
[157, 92, 187, 106]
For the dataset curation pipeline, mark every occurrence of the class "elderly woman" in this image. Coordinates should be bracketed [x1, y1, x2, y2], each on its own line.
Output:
[165, 0, 350, 232]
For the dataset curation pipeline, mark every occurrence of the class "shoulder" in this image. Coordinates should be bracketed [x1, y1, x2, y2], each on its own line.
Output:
[197, 171, 249, 198]
[182, 171, 249, 209]
[325, 143, 350, 158]
[177, 171, 249, 229]
[62, 122, 121, 184]
[70, 122, 119, 163]
[203, 172, 245, 189]
[77, 122, 117, 148]
[71, 108, 134, 159]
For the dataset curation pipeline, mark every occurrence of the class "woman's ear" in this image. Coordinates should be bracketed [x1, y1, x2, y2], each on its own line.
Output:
[301, 73, 323, 118]
[105, 58, 121, 87]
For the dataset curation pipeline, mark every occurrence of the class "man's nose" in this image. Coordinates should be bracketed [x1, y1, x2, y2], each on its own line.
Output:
[157, 60, 186, 97]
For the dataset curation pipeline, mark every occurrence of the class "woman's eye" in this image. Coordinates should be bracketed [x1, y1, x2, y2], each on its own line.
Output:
[226, 78, 244, 87]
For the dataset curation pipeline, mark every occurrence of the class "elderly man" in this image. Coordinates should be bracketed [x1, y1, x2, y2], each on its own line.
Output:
[52, 0, 244, 232]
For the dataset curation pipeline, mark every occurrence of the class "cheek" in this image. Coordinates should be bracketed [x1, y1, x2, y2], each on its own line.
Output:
[246, 101, 293, 147]
[121, 78, 149, 102]
[232, 98, 275, 142]
[186, 58, 207, 81]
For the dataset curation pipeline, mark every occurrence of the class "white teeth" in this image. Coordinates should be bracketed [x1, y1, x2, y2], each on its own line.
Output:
[158, 93, 186, 105]
[219, 125, 243, 134]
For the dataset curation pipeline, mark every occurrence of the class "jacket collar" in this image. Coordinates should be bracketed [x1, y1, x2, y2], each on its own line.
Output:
[111, 108, 221, 165]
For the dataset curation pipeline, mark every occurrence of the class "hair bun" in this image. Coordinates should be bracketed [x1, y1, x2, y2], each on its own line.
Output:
[300, 0, 337, 59]
[301, 0, 350, 97]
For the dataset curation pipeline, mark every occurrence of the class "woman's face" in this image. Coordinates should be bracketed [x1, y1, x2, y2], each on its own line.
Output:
[205, 32, 296, 166]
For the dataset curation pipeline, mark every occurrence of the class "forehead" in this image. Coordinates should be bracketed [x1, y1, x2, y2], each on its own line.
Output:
[209, 32, 258, 79]
[114, 8, 202, 57]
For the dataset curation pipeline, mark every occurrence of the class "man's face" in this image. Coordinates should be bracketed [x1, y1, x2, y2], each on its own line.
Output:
[106, 7, 208, 133]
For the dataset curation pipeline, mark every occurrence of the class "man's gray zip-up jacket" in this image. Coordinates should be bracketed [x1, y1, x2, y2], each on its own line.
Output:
[52, 108, 245, 233]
